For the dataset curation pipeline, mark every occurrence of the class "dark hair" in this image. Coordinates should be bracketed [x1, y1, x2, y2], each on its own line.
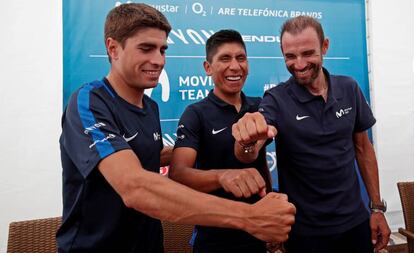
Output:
[205, 29, 246, 62]
[104, 3, 171, 62]
[280, 16, 325, 47]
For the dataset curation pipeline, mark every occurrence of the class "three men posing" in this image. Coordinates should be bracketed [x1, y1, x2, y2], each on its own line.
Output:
[58, 3, 389, 253]
[58, 4, 294, 253]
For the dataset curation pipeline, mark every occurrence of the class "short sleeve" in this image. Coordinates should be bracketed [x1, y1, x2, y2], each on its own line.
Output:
[353, 85, 376, 133]
[174, 106, 202, 151]
[259, 89, 280, 129]
[60, 85, 130, 178]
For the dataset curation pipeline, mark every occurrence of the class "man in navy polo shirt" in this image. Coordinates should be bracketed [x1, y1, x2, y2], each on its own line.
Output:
[232, 16, 390, 253]
[58, 4, 296, 253]
[170, 30, 289, 253]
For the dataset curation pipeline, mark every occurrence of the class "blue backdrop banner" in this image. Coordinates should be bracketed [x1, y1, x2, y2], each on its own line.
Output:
[63, 0, 369, 189]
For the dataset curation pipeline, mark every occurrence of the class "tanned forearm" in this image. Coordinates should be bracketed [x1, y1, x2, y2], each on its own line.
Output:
[353, 132, 381, 203]
[170, 165, 227, 193]
[129, 167, 251, 226]
[124, 167, 296, 244]
[170, 147, 268, 198]
[354, 131, 391, 250]
[99, 149, 296, 243]
[169, 147, 222, 192]
[160, 146, 173, 167]
[100, 149, 249, 226]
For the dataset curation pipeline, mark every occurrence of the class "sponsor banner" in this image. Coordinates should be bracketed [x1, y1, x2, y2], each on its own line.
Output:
[64, 0, 368, 189]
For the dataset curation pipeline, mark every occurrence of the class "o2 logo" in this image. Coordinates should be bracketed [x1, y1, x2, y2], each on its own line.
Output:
[144, 69, 171, 102]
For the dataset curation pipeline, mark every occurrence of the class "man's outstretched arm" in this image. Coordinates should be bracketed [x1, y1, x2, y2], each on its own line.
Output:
[99, 149, 296, 242]
[170, 147, 267, 198]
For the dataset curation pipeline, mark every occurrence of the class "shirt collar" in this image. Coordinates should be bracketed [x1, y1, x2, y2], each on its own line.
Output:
[207, 89, 254, 112]
[103, 77, 148, 115]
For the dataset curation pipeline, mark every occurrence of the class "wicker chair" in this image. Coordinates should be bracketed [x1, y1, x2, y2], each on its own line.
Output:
[7, 217, 193, 253]
[7, 216, 62, 253]
[397, 181, 414, 253]
[162, 220, 193, 253]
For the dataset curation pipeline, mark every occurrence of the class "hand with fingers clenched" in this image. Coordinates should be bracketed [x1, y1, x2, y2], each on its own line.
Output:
[218, 168, 267, 198]
[245, 192, 296, 243]
[232, 112, 277, 146]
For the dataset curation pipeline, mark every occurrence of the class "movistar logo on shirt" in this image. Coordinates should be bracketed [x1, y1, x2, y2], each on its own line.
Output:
[153, 132, 161, 141]
[336, 107, 352, 118]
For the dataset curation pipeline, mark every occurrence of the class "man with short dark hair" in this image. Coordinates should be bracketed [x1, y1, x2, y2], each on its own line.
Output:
[170, 29, 281, 253]
[57, 4, 296, 253]
[232, 16, 390, 253]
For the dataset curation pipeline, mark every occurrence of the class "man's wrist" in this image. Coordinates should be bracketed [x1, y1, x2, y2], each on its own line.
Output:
[239, 141, 258, 154]
[228, 202, 252, 231]
[370, 209, 385, 214]
[369, 199, 387, 213]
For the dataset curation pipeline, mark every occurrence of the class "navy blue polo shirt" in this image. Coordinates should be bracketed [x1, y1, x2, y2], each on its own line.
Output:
[57, 78, 164, 253]
[175, 91, 268, 251]
[260, 68, 375, 236]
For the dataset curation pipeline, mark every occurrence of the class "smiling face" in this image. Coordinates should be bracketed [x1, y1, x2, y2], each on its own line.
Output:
[204, 42, 249, 97]
[107, 27, 168, 91]
[281, 27, 329, 87]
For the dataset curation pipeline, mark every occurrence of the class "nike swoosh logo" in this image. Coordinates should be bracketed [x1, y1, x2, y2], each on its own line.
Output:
[212, 127, 227, 135]
[123, 132, 138, 142]
[296, 115, 310, 121]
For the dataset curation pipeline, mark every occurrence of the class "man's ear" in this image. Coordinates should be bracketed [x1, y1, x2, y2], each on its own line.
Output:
[106, 37, 120, 61]
[203, 60, 212, 76]
[322, 38, 329, 55]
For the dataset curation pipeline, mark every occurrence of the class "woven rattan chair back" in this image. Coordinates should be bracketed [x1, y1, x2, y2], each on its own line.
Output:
[397, 181, 414, 253]
[7, 217, 194, 253]
[162, 220, 193, 253]
[7, 216, 61, 253]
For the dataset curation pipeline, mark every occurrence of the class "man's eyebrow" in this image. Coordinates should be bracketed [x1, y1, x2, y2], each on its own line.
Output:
[137, 43, 168, 50]
[137, 42, 157, 47]
[302, 49, 316, 54]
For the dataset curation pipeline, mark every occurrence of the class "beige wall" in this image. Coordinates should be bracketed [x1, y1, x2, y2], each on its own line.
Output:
[0, 1, 62, 251]
[369, 0, 414, 231]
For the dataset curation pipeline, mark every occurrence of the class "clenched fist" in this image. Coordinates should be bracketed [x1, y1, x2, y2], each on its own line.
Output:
[218, 168, 267, 198]
[232, 112, 277, 146]
[245, 192, 296, 242]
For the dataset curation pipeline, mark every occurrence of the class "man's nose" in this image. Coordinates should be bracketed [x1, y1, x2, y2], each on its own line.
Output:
[229, 58, 241, 70]
[150, 51, 165, 66]
[294, 57, 307, 70]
